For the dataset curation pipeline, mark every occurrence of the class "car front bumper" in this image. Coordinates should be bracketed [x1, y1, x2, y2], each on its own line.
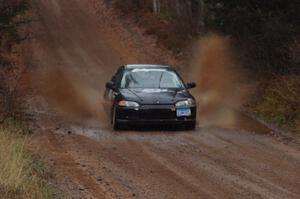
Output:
[115, 105, 196, 125]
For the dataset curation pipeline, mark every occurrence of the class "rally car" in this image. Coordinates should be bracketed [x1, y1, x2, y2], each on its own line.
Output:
[104, 64, 197, 130]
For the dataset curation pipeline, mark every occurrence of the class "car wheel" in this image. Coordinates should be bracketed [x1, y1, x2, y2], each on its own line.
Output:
[112, 107, 122, 130]
[185, 121, 196, 130]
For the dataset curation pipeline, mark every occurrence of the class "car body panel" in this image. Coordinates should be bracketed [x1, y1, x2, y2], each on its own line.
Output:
[119, 88, 193, 105]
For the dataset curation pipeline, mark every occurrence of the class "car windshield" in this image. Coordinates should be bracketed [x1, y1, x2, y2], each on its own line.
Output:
[120, 68, 185, 89]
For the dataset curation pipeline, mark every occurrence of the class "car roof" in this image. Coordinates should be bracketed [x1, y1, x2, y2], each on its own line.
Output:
[124, 64, 171, 69]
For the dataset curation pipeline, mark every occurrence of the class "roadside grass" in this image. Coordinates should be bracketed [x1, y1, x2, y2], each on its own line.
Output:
[0, 120, 53, 199]
[246, 75, 300, 134]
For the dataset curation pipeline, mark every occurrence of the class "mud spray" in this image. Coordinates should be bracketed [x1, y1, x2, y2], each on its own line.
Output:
[41, 69, 110, 128]
[39, 34, 266, 132]
[40, 35, 246, 130]
[190, 34, 247, 128]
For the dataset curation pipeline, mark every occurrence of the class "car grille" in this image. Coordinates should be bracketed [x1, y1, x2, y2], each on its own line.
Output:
[139, 105, 175, 120]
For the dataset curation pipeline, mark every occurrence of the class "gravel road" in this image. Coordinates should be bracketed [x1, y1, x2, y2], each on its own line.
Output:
[28, 0, 300, 198]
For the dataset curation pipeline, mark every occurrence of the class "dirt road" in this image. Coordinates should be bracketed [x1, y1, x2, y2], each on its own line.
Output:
[28, 0, 300, 198]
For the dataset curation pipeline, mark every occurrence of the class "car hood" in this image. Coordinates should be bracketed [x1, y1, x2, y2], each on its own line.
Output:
[119, 88, 192, 105]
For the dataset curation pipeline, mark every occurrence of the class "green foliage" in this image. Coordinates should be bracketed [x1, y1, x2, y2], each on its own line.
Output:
[204, 0, 300, 74]
[205, 0, 300, 36]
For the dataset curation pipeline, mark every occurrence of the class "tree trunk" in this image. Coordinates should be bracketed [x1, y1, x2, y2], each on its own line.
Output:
[175, 0, 181, 16]
[153, 0, 160, 15]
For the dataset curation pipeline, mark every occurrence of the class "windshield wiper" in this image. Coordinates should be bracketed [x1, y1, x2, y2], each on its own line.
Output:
[127, 88, 143, 101]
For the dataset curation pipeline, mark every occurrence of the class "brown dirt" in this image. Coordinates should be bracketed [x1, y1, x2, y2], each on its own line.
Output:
[27, 0, 300, 198]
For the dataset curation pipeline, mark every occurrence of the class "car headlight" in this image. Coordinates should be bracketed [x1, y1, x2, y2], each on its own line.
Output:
[176, 99, 195, 107]
[118, 100, 140, 108]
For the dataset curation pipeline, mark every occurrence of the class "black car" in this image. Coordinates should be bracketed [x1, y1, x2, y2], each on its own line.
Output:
[104, 64, 197, 130]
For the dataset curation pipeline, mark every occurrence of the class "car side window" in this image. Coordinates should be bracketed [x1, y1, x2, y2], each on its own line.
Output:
[112, 69, 124, 88]
[104, 68, 123, 99]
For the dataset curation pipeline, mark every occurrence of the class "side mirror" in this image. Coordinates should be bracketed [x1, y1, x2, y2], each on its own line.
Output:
[106, 81, 116, 91]
[186, 82, 196, 89]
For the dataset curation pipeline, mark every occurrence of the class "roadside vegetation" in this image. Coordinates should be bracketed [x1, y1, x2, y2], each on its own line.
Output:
[0, 0, 29, 121]
[0, 120, 53, 199]
[108, 0, 300, 133]
[0, 1, 53, 198]
[0, 0, 29, 52]
[246, 75, 300, 133]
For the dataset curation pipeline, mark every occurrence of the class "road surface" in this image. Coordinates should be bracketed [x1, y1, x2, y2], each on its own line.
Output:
[28, 0, 300, 198]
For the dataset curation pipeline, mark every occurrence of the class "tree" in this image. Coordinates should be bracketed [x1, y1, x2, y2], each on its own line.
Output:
[204, 0, 300, 74]
[153, 0, 161, 15]
[0, 0, 28, 51]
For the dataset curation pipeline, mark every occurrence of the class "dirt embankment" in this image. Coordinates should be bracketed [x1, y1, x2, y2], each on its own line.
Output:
[26, 0, 300, 198]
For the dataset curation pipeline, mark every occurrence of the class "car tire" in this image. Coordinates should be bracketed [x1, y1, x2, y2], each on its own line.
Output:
[112, 107, 122, 130]
[185, 121, 196, 130]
